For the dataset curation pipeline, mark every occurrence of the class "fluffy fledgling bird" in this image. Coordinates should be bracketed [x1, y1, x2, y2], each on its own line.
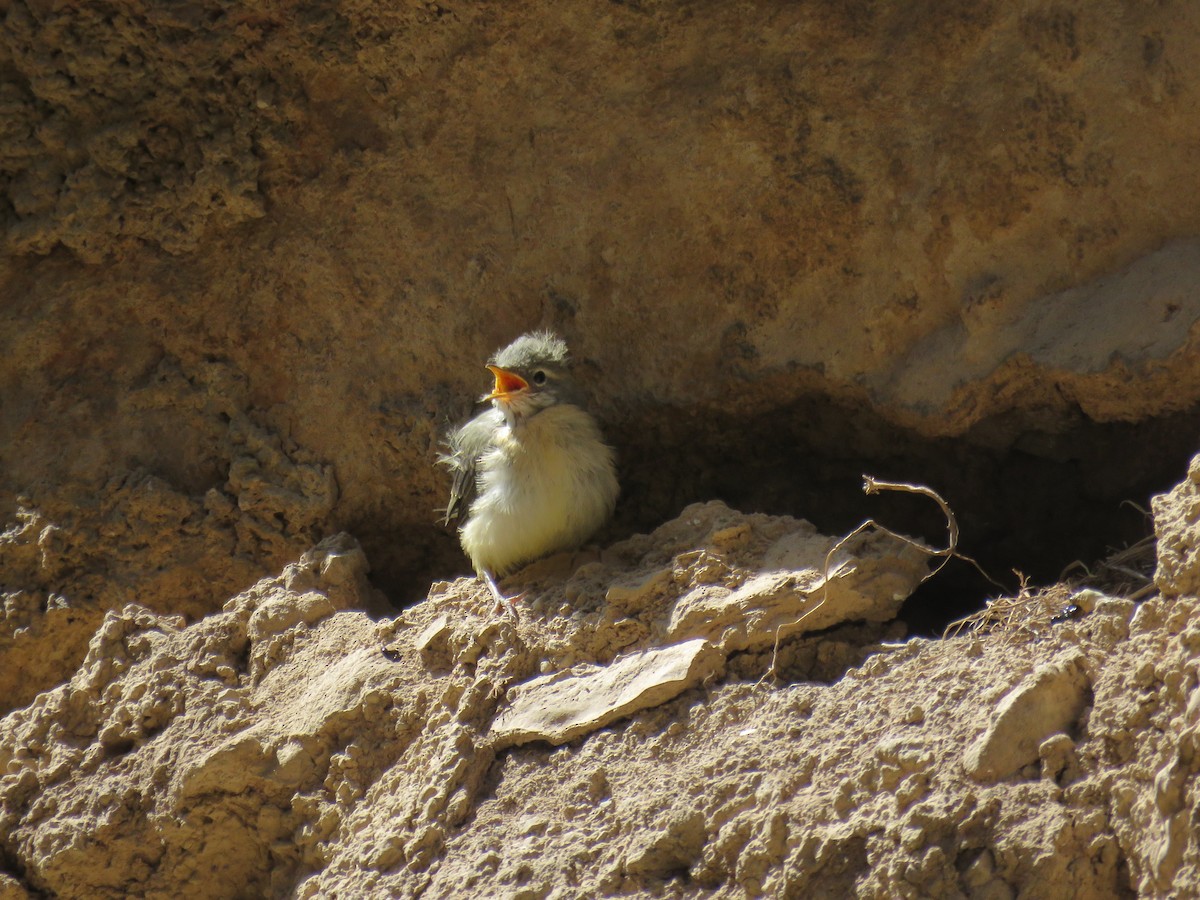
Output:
[440, 331, 619, 608]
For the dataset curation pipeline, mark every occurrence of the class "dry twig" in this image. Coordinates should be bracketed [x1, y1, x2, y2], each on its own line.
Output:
[764, 476, 999, 680]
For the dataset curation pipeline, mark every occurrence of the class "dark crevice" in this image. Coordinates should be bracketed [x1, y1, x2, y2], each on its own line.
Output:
[379, 393, 1200, 623]
[606, 395, 1200, 635]
[0, 845, 41, 898]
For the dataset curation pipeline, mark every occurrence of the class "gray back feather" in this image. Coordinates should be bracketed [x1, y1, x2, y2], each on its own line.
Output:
[438, 407, 503, 526]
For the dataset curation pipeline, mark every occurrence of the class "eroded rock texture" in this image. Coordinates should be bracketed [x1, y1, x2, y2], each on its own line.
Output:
[0, 504, 927, 897]
[4, 0, 1200, 609]
[3, 1, 1200, 897]
[1, 465, 1199, 897]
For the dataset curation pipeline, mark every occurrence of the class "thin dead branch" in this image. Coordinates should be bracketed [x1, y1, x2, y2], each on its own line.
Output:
[764, 476, 1000, 680]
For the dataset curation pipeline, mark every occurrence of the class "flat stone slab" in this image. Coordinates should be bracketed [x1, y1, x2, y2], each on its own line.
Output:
[491, 639, 725, 748]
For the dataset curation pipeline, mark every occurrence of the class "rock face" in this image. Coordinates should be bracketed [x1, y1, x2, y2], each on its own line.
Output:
[4, 1, 1200, 897]
[1154, 454, 1200, 599]
[3, 0, 1200, 615]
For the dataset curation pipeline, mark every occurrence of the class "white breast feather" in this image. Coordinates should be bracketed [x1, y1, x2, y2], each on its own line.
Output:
[460, 404, 618, 576]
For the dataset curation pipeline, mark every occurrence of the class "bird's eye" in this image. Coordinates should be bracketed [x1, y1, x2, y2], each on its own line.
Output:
[532, 370, 547, 385]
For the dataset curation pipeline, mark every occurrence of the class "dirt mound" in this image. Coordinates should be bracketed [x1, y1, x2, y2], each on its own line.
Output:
[2, 465, 1199, 897]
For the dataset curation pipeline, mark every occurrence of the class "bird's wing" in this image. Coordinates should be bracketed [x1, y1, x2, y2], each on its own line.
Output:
[437, 408, 502, 526]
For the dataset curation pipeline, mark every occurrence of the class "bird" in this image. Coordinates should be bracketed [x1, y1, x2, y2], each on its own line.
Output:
[439, 331, 620, 610]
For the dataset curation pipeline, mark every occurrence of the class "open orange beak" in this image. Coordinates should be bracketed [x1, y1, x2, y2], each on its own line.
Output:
[484, 365, 529, 400]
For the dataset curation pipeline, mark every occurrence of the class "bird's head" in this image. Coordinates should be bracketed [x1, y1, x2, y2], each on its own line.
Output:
[482, 331, 584, 422]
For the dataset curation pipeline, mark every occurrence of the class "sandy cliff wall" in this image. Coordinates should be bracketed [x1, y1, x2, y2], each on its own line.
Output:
[3, 1, 1200, 896]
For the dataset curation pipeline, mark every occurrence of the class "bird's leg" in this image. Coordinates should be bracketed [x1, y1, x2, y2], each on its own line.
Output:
[482, 569, 522, 619]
